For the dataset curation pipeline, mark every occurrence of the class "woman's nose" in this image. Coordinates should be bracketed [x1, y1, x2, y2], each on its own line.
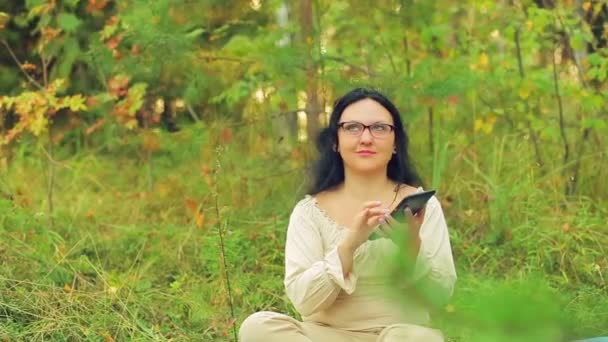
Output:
[359, 129, 374, 143]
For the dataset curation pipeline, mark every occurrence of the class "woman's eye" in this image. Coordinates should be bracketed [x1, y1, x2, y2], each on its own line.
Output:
[371, 124, 387, 131]
[345, 124, 361, 131]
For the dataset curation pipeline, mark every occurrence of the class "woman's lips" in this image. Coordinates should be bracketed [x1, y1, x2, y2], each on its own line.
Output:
[356, 151, 376, 156]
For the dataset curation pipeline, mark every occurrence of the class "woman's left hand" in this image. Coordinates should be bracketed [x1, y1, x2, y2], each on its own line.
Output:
[378, 207, 425, 251]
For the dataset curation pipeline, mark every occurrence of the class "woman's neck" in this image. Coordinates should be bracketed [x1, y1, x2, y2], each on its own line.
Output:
[340, 168, 396, 203]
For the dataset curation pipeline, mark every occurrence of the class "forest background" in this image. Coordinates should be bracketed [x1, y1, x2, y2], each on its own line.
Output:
[0, 0, 607, 341]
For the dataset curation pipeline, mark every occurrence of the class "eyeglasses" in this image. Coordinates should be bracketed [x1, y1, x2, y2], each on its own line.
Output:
[338, 121, 395, 138]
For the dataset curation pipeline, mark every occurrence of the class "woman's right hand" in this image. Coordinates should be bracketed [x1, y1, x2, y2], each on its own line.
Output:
[341, 201, 390, 251]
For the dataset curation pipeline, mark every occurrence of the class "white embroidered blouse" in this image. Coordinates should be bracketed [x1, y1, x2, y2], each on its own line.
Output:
[283, 190, 457, 330]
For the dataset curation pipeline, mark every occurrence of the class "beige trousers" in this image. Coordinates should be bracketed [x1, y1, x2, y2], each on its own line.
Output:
[239, 311, 444, 342]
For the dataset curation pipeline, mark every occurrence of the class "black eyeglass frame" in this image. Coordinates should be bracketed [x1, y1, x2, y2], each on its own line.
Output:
[337, 121, 396, 137]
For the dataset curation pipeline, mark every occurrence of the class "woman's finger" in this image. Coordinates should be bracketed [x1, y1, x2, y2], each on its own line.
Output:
[362, 200, 384, 209]
[360, 208, 390, 223]
[405, 207, 425, 227]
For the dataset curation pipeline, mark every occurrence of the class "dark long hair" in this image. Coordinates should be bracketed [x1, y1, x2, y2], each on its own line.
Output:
[308, 88, 421, 195]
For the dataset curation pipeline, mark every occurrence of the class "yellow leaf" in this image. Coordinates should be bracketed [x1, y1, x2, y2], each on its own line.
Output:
[0, 12, 10, 30]
[474, 119, 484, 132]
[125, 119, 138, 130]
[518, 86, 531, 100]
[195, 211, 205, 230]
[47, 79, 66, 94]
[63, 283, 72, 293]
[582, 2, 592, 12]
[482, 122, 494, 134]
[478, 53, 489, 69]
[65, 94, 88, 112]
[30, 114, 49, 136]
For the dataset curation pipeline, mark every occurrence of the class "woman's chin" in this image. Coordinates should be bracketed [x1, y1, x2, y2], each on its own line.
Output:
[344, 161, 388, 174]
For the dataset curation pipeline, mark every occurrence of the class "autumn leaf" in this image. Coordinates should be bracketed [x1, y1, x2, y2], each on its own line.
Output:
[105, 33, 124, 51]
[185, 198, 198, 214]
[219, 127, 233, 144]
[474, 118, 484, 132]
[108, 74, 130, 97]
[21, 62, 37, 71]
[446, 95, 459, 105]
[85, 209, 96, 219]
[474, 115, 497, 134]
[41, 27, 62, 42]
[196, 211, 205, 229]
[582, 2, 592, 12]
[29, 3, 55, 17]
[0, 12, 10, 30]
[185, 198, 205, 229]
[87, 0, 110, 13]
[101, 332, 115, 342]
[130, 44, 141, 56]
[142, 131, 160, 152]
[478, 52, 489, 69]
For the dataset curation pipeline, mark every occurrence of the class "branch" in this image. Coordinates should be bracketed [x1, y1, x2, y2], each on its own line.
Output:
[552, 45, 569, 164]
[212, 146, 237, 342]
[324, 54, 378, 77]
[198, 54, 256, 64]
[41, 53, 49, 87]
[374, 24, 398, 73]
[228, 108, 307, 128]
[514, 27, 544, 169]
[514, 28, 525, 79]
[1, 39, 45, 91]
[185, 103, 200, 122]
[552, 43, 572, 197]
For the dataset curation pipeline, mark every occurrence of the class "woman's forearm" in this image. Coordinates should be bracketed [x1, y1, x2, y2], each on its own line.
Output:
[337, 242, 356, 277]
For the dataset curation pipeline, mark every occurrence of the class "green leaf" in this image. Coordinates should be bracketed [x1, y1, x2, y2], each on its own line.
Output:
[185, 28, 205, 39]
[57, 13, 81, 33]
[25, 0, 45, 10]
[54, 37, 81, 78]
[64, 0, 81, 9]
[582, 117, 606, 130]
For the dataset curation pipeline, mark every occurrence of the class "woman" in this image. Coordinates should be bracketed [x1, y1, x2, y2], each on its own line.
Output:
[240, 88, 457, 341]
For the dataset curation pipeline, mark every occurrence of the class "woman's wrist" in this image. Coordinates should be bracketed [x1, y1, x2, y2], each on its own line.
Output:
[339, 240, 357, 254]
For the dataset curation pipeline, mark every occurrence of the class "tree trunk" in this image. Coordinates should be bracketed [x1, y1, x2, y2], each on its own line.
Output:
[298, 0, 320, 141]
[275, 2, 299, 143]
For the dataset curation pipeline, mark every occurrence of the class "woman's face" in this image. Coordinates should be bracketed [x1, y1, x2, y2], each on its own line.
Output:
[336, 98, 396, 174]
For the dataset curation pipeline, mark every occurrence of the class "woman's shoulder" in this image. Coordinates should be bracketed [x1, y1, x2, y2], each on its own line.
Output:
[290, 194, 318, 218]
[290, 191, 338, 227]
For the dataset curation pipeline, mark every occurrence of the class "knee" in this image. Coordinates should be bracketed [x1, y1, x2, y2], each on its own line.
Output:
[379, 324, 444, 342]
[238, 311, 281, 342]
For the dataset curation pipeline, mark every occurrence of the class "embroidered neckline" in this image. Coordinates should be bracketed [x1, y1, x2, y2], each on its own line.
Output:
[302, 186, 424, 231]
[304, 194, 348, 230]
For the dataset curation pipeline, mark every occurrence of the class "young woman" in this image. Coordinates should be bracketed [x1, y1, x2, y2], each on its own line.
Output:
[239, 88, 457, 341]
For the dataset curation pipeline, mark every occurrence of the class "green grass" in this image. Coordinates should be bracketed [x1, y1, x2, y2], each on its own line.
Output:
[0, 122, 606, 341]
